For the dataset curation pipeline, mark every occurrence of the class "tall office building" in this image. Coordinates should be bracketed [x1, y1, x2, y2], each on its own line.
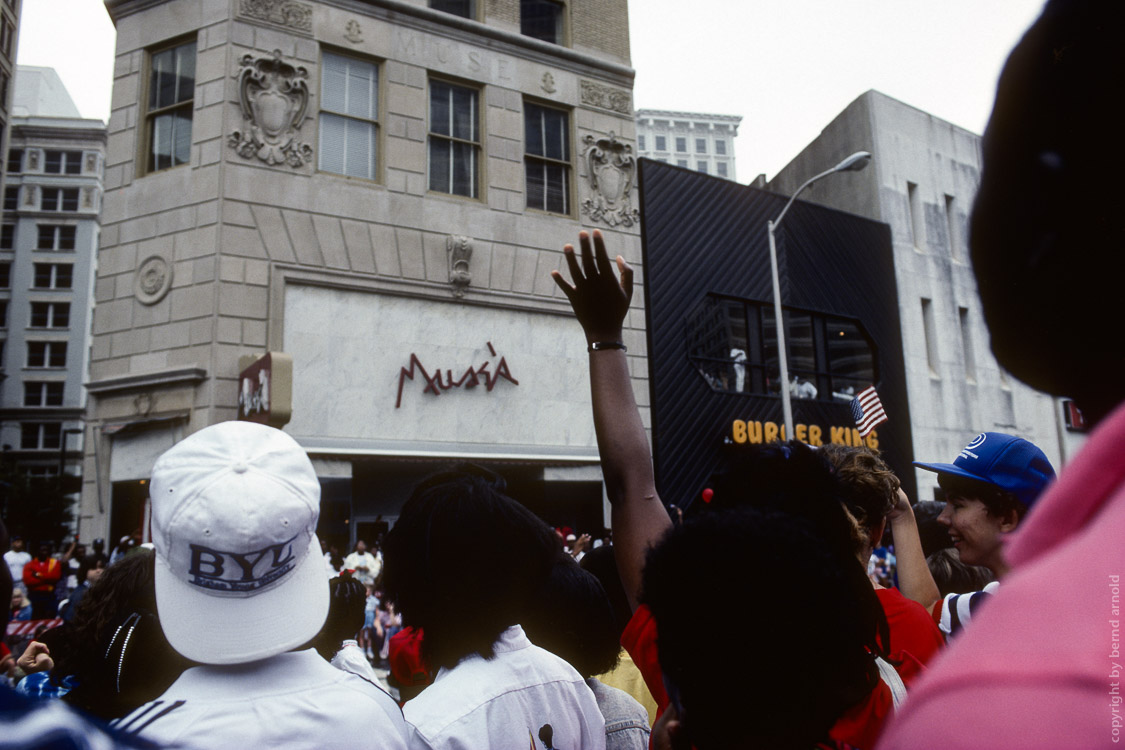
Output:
[767, 90, 1085, 500]
[0, 0, 23, 204]
[85, 0, 640, 546]
[635, 109, 740, 180]
[0, 67, 105, 483]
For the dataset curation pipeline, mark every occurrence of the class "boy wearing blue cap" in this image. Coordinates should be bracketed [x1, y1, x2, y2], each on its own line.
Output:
[890, 432, 1055, 637]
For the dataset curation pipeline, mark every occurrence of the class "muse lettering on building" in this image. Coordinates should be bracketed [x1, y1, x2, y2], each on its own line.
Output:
[396, 342, 519, 408]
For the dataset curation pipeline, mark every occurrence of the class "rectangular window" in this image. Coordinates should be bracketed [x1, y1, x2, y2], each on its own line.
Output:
[524, 101, 570, 214]
[6, 148, 22, 173]
[717, 162, 728, 178]
[695, 138, 707, 154]
[945, 194, 960, 260]
[697, 161, 708, 174]
[921, 297, 939, 376]
[637, 135, 645, 151]
[24, 382, 65, 407]
[21, 423, 63, 451]
[33, 263, 73, 289]
[520, 0, 564, 44]
[145, 40, 196, 173]
[428, 80, 480, 198]
[0, 15, 12, 58]
[0, 261, 9, 287]
[676, 159, 688, 168]
[655, 135, 666, 152]
[27, 341, 68, 368]
[675, 137, 686, 153]
[319, 51, 379, 181]
[715, 140, 727, 156]
[907, 181, 925, 251]
[41, 188, 80, 212]
[430, 0, 474, 16]
[959, 306, 976, 382]
[30, 302, 70, 329]
[4, 186, 17, 211]
[44, 150, 83, 175]
[0, 223, 13, 249]
[37, 225, 76, 251]
[0, 299, 6, 327]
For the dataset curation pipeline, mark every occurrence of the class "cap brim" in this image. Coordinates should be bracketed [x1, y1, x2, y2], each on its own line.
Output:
[912, 460, 993, 485]
[154, 534, 329, 665]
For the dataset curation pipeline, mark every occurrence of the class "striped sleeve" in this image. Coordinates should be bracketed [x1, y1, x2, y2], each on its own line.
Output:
[936, 581, 1001, 637]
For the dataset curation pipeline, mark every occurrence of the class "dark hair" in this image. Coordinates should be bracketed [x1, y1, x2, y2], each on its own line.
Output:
[522, 552, 621, 678]
[52, 550, 192, 720]
[579, 544, 633, 637]
[382, 464, 558, 670]
[818, 443, 898, 533]
[643, 507, 883, 750]
[309, 576, 368, 660]
[911, 500, 954, 558]
[938, 473, 1027, 522]
[926, 547, 996, 598]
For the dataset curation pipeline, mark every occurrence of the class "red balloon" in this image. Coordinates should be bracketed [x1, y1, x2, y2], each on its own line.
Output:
[701, 488, 714, 503]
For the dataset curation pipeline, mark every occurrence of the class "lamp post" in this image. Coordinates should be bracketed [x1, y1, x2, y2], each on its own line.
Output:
[767, 150, 872, 440]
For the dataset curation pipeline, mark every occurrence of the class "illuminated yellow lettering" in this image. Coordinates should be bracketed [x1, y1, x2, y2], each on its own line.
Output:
[865, 430, 879, 450]
[747, 421, 763, 444]
[851, 429, 863, 447]
[830, 426, 848, 444]
[809, 424, 823, 446]
[732, 420, 747, 444]
[795, 424, 808, 443]
[764, 421, 779, 443]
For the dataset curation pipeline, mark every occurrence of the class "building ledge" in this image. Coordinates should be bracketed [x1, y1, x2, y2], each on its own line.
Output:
[85, 367, 207, 395]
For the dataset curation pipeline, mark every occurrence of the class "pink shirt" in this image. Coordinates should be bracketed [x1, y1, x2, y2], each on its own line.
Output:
[878, 401, 1125, 749]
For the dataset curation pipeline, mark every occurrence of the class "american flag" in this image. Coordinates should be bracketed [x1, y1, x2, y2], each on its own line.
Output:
[850, 386, 888, 437]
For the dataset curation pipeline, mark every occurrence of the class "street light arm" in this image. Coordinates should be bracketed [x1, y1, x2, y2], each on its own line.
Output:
[771, 167, 837, 230]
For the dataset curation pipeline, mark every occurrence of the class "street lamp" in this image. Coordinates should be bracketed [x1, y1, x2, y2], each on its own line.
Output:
[766, 150, 872, 440]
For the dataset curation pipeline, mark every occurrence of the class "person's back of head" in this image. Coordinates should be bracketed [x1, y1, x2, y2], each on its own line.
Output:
[643, 507, 882, 750]
[382, 464, 559, 670]
[309, 576, 368, 660]
[971, 0, 1125, 424]
[818, 443, 899, 557]
[579, 544, 633, 638]
[521, 552, 621, 679]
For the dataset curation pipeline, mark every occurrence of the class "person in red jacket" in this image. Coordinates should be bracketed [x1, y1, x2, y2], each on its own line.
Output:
[22, 542, 62, 620]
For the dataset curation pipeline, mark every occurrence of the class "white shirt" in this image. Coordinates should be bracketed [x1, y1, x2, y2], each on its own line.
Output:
[404, 625, 606, 750]
[343, 551, 381, 586]
[112, 649, 409, 749]
[331, 639, 381, 684]
[4, 549, 30, 583]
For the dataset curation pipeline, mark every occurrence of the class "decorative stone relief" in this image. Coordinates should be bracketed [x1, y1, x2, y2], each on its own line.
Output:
[23, 186, 34, 206]
[541, 72, 557, 94]
[345, 20, 363, 43]
[135, 256, 173, 305]
[28, 150, 39, 170]
[228, 50, 314, 169]
[83, 187, 95, 208]
[447, 235, 473, 298]
[579, 80, 631, 114]
[581, 132, 639, 228]
[85, 153, 98, 173]
[239, 0, 312, 32]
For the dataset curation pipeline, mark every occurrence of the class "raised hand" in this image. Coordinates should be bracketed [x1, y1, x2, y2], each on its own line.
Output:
[551, 229, 634, 343]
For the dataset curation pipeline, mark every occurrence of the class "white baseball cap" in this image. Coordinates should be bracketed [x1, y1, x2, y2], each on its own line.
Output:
[149, 421, 327, 665]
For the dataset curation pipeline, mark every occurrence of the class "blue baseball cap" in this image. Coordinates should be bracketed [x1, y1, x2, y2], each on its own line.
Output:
[914, 432, 1056, 509]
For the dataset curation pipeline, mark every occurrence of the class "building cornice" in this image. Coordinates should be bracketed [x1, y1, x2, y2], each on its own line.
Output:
[85, 366, 208, 395]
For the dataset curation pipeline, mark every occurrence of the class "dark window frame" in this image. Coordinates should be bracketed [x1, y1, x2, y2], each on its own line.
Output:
[143, 38, 197, 175]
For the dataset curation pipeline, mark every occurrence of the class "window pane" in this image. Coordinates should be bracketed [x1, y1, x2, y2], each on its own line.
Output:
[429, 138, 452, 192]
[655, 136, 665, 151]
[431, 83, 452, 137]
[56, 266, 73, 289]
[521, 0, 562, 43]
[30, 303, 48, 327]
[173, 109, 193, 166]
[525, 104, 544, 156]
[322, 55, 349, 114]
[151, 112, 174, 171]
[451, 86, 477, 141]
[175, 43, 196, 104]
[452, 141, 477, 198]
[319, 113, 347, 175]
[542, 108, 567, 161]
[344, 118, 376, 179]
[545, 162, 568, 213]
[45, 150, 63, 173]
[430, 0, 473, 17]
[59, 226, 76, 250]
[6, 148, 21, 173]
[526, 161, 545, 210]
[49, 343, 67, 367]
[827, 319, 876, 399]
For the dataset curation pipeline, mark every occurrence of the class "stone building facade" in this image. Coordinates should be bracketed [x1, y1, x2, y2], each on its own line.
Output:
[85, 0, 640, 547]
[635, 109, 740, 181]
[767, 90, 1085, 502]
[0, 67, 105, 483]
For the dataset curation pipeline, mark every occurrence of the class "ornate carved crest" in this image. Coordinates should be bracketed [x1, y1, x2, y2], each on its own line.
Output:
[239, 0, 312, 32]
[135, 256, 173, 305]
[579, 80, 631, 114]
[447, 235, 473, 298]
[345, 20, 363, 43]
[229, 50, 314, 169]
[581, 132, 639, 228]
[541, 72, 557, 94]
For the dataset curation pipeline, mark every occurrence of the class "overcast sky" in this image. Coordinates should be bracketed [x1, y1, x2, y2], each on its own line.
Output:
[17, 0, 1046, 181]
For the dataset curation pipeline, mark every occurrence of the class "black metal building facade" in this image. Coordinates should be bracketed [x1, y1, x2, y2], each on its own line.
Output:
[639, 159, 915, 509]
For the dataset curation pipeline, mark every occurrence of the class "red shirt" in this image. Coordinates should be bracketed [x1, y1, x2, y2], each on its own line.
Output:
[22, 558, 62, 594]
[875, 587, 945, 687]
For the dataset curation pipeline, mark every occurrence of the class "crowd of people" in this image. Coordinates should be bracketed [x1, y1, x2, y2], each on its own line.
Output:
[2, 1, 1124, 747]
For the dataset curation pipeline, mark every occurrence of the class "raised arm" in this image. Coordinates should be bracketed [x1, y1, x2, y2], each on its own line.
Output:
[552, 230, 671, 611]
[887, 488, 941, 611]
